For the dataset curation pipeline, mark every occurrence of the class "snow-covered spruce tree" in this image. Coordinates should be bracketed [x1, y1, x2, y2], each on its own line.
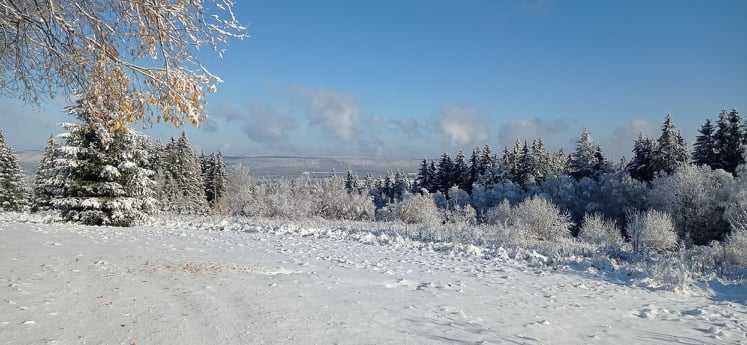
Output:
[0, 130, 29, 211]
[569, 129, 599, 180]
[692, 119, 719, 169]
[202, 152, 228, 207]
[627, 135, 658, 182]
[160, 133, 208, 214]
[652, 114, 689, 175]
[436, 153, 454, 195]
[54, 120, 158, 226]
[31, 135, 64, 212]
[714, 109, 745, 173]
[452, 151, 469, 191]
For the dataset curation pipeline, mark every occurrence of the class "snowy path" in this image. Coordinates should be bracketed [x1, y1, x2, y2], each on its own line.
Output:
[0, 222, 745, 345]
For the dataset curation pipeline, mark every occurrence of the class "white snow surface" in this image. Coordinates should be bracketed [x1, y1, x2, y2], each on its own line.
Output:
[1, 218, 746, 345]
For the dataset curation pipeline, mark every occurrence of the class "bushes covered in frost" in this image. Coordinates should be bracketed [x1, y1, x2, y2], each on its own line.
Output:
[483, 197, 572, 241]
[220, 171, 375, 222]
[627, 210, 678, 253]
[578, 213, 622, 247]
[396, 193, 441, 225]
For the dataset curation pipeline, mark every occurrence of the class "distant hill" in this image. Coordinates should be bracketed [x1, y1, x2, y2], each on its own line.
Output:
[224, 155, 420, 178]
[15, 151, 420, 178]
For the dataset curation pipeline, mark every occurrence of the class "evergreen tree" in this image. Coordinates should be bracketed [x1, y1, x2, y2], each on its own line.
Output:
[205, 152, 227, 206]
[31, 136, 63, 211]
[453, 151, 470, 191]
[692, 119, 718, 168]
[468, 148, 480, 192]
[345, 170, 356, 193]
[436, 153, 454, 194]
[53, 116, 157, 226]
[569, 129, 598, 179]
[515, 141, 534, 185]
[478, 144, 494, 176]
[653, 114, 689, 174]
[592, 145, 610, 174]
[161, 132, 208, 214]
[392, 171, 409, 201]
[415, 159, 431, 193]
[627, 135, 658, 182]
[0, 130, 29, 211]
[714, 109, 745, 173]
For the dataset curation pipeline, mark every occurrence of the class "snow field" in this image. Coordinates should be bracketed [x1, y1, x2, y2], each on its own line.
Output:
[1, 218, 745, 344]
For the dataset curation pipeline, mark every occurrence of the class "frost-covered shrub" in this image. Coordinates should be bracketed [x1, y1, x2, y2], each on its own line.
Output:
[578, 213, 622, 247]
[447, 186, 471, 209]
[483, 199, 512, 226]
[397, 194, 441, 225]
[509, 197, 573, 241]
[470, 181, 525, 213]
[645, 248, 690, 292]
[220, 174, 375, 221]
[648, 165, 733, 244]
[627, 210, 677, 253]
[444, 205, 477, 225]
[723, 229, 747, 268]
[314, 179, 375, 221]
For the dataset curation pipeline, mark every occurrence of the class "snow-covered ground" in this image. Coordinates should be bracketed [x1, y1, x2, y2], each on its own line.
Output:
[1, 219, 745, 345]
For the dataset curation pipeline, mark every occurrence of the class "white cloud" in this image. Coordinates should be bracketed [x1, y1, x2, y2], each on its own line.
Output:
[437, 105, 489, 146]
[305, 88, 359, 142]
[498, 117, 569, 147]
[215, 103, 298, 149]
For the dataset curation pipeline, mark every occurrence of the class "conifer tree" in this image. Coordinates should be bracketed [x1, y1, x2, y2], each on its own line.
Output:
[345, 170, 356, 193]
[205, 152, 227, 206]
[415, 159, 432, 193]
[515, 141, 534, 185]
[627, 135, 658, 182]
[31, 136, 62, 211]
[0, 130, 29, 211]
[453, 151, 470, 191]
[592, 146, 610, 174]
[479, 144, 494, 176]
[653, 114, 689, 174]
[161, 133, 208, 214]
[714, 109, 745, 173]
[468, 148, 480, 192]
[569, 129, 598, 179]
[436, 153, 454, 194]
[53, 111, 158, 226]
[692, 119, 718, 168]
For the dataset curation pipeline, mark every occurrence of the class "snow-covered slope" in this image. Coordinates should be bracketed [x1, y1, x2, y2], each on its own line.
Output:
[1, 221, 745, 345]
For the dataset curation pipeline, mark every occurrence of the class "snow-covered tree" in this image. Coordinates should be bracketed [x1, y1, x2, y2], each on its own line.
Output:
[714, 109, 745, 173]
[31, 136, 64, 211]
[415, 159, 434, 193]
[0, 130, 28, 211]
[202, 152, 228, 207]
[569, 129, 599, 179]
[648, 165, 733, 245]
[53, 113, 158, 226]
[692, 119, 719, 168]
[652, 114, 689, 175]
[453, 151, 470, 191]
[160, 133, 208, 214]
[436, 153, 454, 195]
[627, 135, 658, 182]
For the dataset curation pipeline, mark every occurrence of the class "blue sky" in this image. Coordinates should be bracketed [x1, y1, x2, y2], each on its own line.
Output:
[3, 0, 746, 159]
